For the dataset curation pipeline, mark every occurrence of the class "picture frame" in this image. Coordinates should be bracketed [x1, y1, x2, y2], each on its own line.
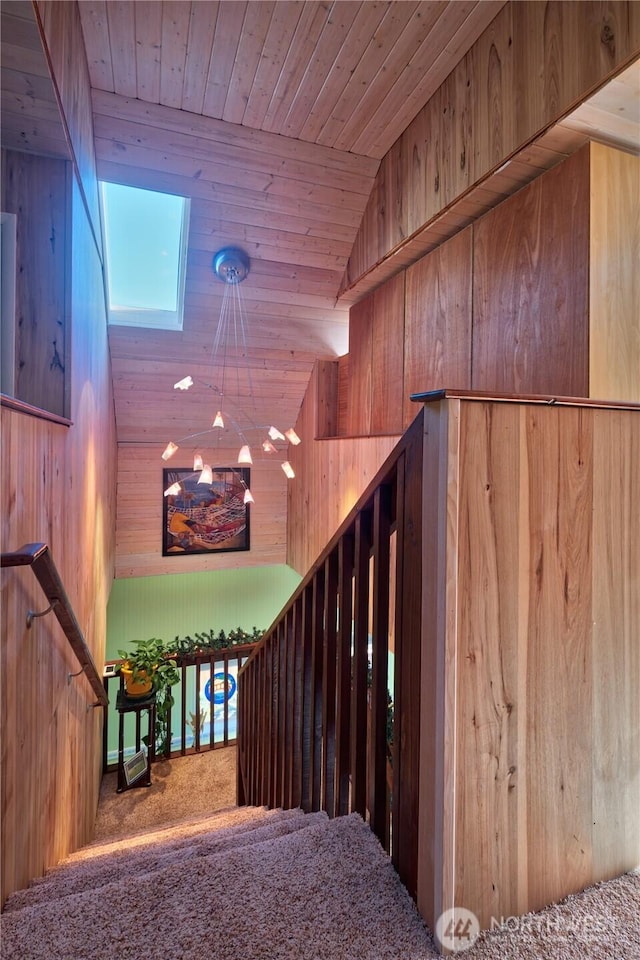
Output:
[123, 749, 148, 787]
[162, 467, 250, 557]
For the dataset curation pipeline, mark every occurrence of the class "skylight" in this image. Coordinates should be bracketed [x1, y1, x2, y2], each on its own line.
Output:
[100, 182, 190, 330]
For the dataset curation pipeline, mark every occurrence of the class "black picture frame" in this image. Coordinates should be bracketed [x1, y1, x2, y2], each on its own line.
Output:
[162, 467, 250, 556]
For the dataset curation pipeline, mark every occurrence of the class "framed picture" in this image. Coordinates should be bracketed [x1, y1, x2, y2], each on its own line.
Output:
[162, 467, 250, 556]
[123, 749, 148, 786]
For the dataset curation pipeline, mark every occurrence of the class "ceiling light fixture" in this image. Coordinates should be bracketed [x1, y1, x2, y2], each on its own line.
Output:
[161, 247, 301, 504]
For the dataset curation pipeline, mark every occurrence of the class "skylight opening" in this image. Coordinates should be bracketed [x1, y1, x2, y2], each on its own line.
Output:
[100, 181, 190, 330]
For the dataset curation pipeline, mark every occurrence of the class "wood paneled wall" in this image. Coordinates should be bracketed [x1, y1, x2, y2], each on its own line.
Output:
[340, 142, 638, 435]
[404, 226, 472, 427]
[345, 0, 640, 288]
[286, 363, 399, 575]
[472, 147, 590, 395]
[0, 6, 116, 906]
[344, 271, 405, 436]
[35, 0, 103, 252]
[116, 445, 287, 579]
[416, 397, 639, 933]
[589, 143, 640, 402]
[1, 150, 69, 416]
[0, 179, 116, 906]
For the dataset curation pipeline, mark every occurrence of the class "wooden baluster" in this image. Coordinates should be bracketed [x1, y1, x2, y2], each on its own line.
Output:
[257, 646, 265, 806]
[322, 549, 339, 816]
[236, 665, 246, 806]
[283, 609, 294, 809]
[264, 642, 271, 805]
[180, 662, 187, 756]
[310, 565, 326, 811]
[275, 622, 285, 807]
[335, 532, 354, 815]
[222, 651, 229, 748]
[352, 509, 371, 818]
[291, 598, 304, 809]
[165, 689, 172, 759]
[195, 662, 202, 753]
[300, 583, 314, 812]
[392, 432, 423, 900]
[370, 484, 392, 849]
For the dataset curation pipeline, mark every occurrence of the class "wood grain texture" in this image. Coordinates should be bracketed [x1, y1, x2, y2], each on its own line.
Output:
[472, 146, 590, 396]
[76, 1, 500, 160]
[115, 445, 286, 579]
[344, 272, 405, 437]
[287, 364, 399, 575]
[0, 176, 116, 906]
[344, 0, 640, 291]
[589, 143, 640, 402]
[345, 294, 373, 436]
[35, 0, 103, 252]
[371, 272, 405, 435]
[1, 150, 68, 417]
[591, 409, 640, 880]
[0, 4, 69, 160]
[415, 396, 640, 933]
[403, 226, 472, 427]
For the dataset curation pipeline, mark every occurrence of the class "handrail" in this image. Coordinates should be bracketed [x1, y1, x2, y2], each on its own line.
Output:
[1, 543, 108, 707]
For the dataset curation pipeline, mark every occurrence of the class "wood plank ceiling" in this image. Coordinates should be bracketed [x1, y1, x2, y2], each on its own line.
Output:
[2, 1, 637, 452]
[77, 0, 506, 446]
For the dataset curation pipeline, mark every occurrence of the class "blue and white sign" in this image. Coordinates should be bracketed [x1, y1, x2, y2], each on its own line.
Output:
[204, 671, 237, 705]
[198, 662, 241, 743]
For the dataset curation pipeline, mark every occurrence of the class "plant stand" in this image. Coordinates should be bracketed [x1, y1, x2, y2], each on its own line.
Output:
[115, 689, 156, 792]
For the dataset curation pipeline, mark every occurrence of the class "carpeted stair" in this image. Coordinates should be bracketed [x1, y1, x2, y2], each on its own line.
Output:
[2, 806, 639, 960]
[0, 807, 437, 960]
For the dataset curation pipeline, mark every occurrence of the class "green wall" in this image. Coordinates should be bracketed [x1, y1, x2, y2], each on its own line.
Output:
[106, 564, 302, 660]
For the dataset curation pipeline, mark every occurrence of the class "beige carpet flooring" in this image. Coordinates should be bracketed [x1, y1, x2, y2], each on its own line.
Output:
[2, 748, 638, 959]
[94, 745, 237, 842]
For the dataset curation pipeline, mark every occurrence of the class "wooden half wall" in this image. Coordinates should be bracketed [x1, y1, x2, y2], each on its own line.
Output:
[416, 394, 639, 939]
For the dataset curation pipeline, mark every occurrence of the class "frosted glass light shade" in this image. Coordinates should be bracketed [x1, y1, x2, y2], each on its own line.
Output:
[238, 445, 253, 465]
[174, 375, 193, 390]
[268, 426, 285, 441]
[243, 488, 254, 505]
[198, 465, 213, 484]
[193, 453, 204, 471]
[162, 441, 179, 461]
[262, 439, 277, 454]
[285, 428, 301, 445]
[281, 461, 295, 479]
[212, 410, 224, 428]
[163, 481, 181, 497]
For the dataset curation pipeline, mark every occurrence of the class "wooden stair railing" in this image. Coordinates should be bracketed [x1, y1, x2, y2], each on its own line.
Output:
[101, 642, 259, 771]
[237, 409, 424, 901]
[1, 543, 108, 708]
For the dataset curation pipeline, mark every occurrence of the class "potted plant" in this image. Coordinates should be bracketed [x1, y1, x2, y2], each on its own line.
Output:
[118, 637, 180, 699]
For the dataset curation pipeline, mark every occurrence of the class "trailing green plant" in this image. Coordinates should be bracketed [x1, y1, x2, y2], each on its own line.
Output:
[117, 636, 180, 692]
[117, 637, 181, 757]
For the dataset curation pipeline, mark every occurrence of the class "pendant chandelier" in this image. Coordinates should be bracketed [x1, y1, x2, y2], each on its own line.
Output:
[162, 247, 300, 502]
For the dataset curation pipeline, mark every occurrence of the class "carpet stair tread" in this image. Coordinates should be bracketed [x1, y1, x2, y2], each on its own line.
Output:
[4, 809, 328, 912]
[0, 813, 438, 960]
[4, 806, 303, 908]
[77, 802, 278, 856]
